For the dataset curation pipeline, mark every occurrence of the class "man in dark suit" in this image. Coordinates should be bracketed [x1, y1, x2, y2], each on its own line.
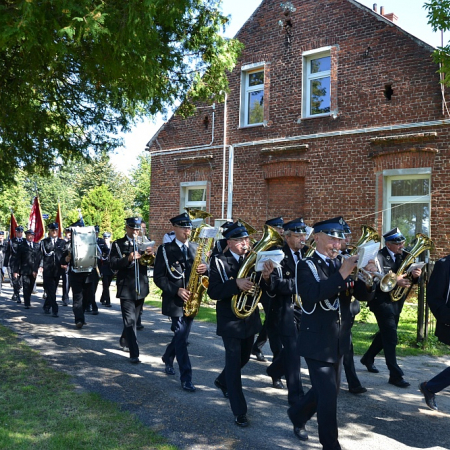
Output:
[110, 217, 153, 364]
[61, 227, 72, 306]
[264, 218, 308, 404]
[251, 217, 284, 364]
[287, 217, 376, 449]
[100, 231, 114, 307]
[418, 253, 450, 411]
[153, 212, 206, 392]
[41, 222, 66, 317]
[0, 231, 6, 294]
[207, 221, 262, 427]
[5, 225, 25, 303]
[360, 227, 422, 388]
[13, 230, 41, 310]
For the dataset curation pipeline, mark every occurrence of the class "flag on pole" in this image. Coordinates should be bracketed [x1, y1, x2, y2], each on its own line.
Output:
[55, 203, 63, 238]
[9, 211, 18, 239]
[28, 196, 45, 242]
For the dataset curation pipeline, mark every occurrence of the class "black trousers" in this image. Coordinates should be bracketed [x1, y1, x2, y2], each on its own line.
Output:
[22, 273, 36, 307]
[70, 271, 90, 324]
[62, 269, 70, 301]
[363, 300, 405, 380]
[253, 297, 282, 359]
[267, 332, 304, 405]
[162, 316, 193, 382]
[426, 366, 450, 393]
[120, 297, 144, 359]
[217, 334, 254, 416]
[11, 272, 22, 297]
[43, 274, 60, 314]
[288, 357, 343, 450]
[100, 274, 112, 305]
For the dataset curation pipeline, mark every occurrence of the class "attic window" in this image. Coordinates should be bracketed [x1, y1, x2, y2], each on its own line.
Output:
[384, 84, 393, 101]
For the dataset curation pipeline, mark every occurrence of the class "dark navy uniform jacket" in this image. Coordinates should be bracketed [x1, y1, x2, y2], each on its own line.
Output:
[109, 235, 149, 300]
[40, 237, 66, 277]
[208, 250, 262, 339]
[14, 241, 41, 275]
[296, 252, 374, 363]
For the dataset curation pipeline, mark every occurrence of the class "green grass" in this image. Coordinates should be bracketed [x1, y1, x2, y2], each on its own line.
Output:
[0, 325, 176, 450]
[147, 284, 450, 357]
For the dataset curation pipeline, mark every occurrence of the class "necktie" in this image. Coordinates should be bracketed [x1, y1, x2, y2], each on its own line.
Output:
[238, 255, 244, 264]
[181, 244, 187, 259]
[326, 258, 336, 274]
[29, 242, 32, 248]
[294, 251, 301, 262]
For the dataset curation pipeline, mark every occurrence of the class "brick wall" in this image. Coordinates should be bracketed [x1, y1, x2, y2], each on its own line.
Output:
[148, 0, 450, 257]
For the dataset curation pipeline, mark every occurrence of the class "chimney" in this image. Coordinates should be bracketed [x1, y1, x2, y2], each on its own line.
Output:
[378, 6, 398, 24]
[373, 3, 377, 12]
[380, 6, 385, 15]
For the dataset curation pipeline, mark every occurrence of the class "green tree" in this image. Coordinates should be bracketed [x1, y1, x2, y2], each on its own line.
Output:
[130, 154, 151, 223]
[425, 1, 450, 85]
[0, 170, 31, 230]
[0, 0, 242, 185]
[81, 185, 125, 239]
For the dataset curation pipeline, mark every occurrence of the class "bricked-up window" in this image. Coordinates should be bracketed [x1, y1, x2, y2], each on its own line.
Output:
[384, 173, 431, 244]
[180, 181, 207, 211]
[303, 47, 331, 118]
[240, 63, 265, 127]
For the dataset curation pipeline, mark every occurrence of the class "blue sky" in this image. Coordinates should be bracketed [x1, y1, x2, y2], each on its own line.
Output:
[110, 0, 447, 175]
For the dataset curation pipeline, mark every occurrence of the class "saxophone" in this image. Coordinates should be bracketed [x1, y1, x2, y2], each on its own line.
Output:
[183, 234, 216, 318]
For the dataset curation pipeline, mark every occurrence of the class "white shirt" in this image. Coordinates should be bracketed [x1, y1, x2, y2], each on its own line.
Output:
[230, 249, 243, 263]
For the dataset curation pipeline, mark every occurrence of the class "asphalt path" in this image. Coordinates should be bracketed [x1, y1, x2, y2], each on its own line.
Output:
[0, 280, 449, 450]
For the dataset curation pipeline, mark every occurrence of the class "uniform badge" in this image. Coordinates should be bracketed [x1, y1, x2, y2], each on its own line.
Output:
[171, 267, 176, 272]
[387, 255, 391, 261]
[286, 271, 290, 276]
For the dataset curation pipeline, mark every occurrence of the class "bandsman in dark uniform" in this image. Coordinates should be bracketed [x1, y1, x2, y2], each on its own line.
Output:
[287, 217, 376, 448]
[340, 220, 367, 395]
[5, 225, 25, 303]
[13, 230, 41, 310]
[211, 221, 233, 257]
[109, 217, 153, 364]
[100, 231, 114, 307]
[207, 221, 262, 427]
[251, 217, 284, 364]
[41, 223, 66, 317]
[0, 231, 6, 294]
[153, 212, 207, 392]
[61, 227, 72, 306]
[360, 227, 421, 388]
[263, 218, 308, 404]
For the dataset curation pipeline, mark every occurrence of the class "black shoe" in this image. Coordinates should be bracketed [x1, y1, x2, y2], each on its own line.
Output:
[100, 301, 105, 305]
[214, 378, 229, 398]
[419, 382, 438, 411]
[105, 304, 112, 307]
[165, 364, 175, 375]
[51, 313, 59, 318]
[137, 324, 144, 330]
[62, 301, 68, 306]
[389, 378, 410, 388]
[293, 425, 308, 441]
[91, 311, 99, 315]
[24, 305, 30, 310]
[16, 297, 21, 304]
[272, 378, 285, 389]
[349, 386, 367, 394]
[76, 321, 83, 329]
[85, 308, 92, 313]
[43, 308, 50, 314]
[252, 350, 266, 362]
[181, 381, 196, 392]
[130, 357, 140, 364]
[360, 357, 379, 373]
[235, 414, 248, 427]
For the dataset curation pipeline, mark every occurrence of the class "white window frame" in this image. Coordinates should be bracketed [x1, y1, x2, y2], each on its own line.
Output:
[383, 168, 431, 239]
[302, 47, 331, 119]
[180, 181, 207, 212]
[240, 62, 265, 128]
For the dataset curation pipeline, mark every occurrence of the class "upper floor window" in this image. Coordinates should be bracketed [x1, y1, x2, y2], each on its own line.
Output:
[384, 172, 431, 244]
[240, 63, 265, 127]
[303, 48, 331, 118]
[180, 181, 207, 211]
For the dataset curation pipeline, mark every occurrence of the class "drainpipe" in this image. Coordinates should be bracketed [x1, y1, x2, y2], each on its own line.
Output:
[221, 92, 228, 220]
[227, 145, 234, 220]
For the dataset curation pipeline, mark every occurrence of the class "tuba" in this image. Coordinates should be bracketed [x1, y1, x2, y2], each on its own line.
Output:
[237, 218, 259, 245]
[305, 240, 316, 258]
[390, 233, 434, 302]
[231, 225, 284, 319]
[348, 225, 380, 255]
[184, 227, 218, 318]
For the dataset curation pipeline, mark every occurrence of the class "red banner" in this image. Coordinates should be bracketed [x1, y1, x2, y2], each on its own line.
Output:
[9, 212, 18, 239]
[55, 203, 63, 238]
[28, 196, 45, 242]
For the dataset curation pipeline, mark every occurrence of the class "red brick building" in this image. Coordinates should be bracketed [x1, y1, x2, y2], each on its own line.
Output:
[146, 0, 450, 257]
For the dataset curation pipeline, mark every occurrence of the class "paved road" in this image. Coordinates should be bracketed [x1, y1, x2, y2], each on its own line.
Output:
[0, 281, 449, 450]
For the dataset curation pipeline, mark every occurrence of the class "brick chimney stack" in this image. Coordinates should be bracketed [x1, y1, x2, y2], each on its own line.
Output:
[378, 6, 398, 24]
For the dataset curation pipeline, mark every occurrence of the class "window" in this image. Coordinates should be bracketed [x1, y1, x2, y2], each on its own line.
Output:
[384, 172, 431, 244]
[180, 181, 207, 211]
[240, 63, 265, 127]
[303, 48, 331, 118]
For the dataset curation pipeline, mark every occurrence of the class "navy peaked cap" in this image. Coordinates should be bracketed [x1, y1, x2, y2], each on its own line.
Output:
[170, 213, 192, 228]
[283, 218, 307, 233]
[265, 217, 284, 228]
[223, 221, 249, 240]
[25, 229, 35, 235]
[16, 226, 24, 232]
[313, 217, 346, 239]
[383, 227, 406, 243]
[0, 231, 4, 235]
[48, 222, 59, 230]
[125, 217, 142, 229]
[103, 231, 111, 238]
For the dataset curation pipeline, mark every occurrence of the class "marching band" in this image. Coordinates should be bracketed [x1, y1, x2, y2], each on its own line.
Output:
[0, 210, 443, 450]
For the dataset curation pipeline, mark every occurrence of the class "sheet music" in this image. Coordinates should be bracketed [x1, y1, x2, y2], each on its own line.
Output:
[407, 262, 426, 273]
[357, 241, 380, 269]
[255, 250, 285, 272]
[199, 226, 219, 239]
